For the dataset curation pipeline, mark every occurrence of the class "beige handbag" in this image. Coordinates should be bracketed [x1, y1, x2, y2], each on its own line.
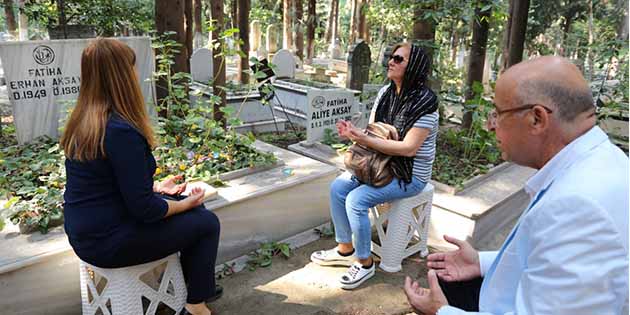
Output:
[343, 122, 399, 187]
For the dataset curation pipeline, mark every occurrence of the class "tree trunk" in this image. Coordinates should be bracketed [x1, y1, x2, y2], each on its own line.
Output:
[156, 0, 188, 73]
[349, 0, 358, 45]
[618, 1, 629, 42]
[237, 0, 250, 83]
[306, 0, 316, 61]
[501, 0, 529, 71]
[185, 0, 193, 63]
[3, 0, 17, 37]
[558, 10, 574, 57]
[357, 0, 369, 43]
[333, 0, 339, 42]
[450, 21, 459, 64]
[325, 0, 338, 44]
[193, 0, 203, 48]
[412, 3, 436, 71]
[379, 22, 386, 44]
[499, 0, 514, 73]
[16, 0, 27, 40]
[610, 0, 628, 79]
[283, 0, 293, 50]
[194, 0, 202, 33]
[462, 1, 491, 130]
[155, 0, 189, 117]
[586, 0, 594, 80]
[210, 0, 226, 126]
[231, 0, 237, 29]
[295, 0, 304, 60]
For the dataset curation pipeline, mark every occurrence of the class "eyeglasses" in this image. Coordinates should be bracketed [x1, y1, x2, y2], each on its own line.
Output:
[389, 54, 406, 64]
[487, 104, 553, 129]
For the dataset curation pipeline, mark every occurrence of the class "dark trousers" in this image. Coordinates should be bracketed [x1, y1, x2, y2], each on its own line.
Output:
[83, 206, 221, 304]
[438, 277, 483, 312]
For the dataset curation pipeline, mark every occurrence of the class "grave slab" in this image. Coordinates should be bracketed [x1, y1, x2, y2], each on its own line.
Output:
[286, 141, 536, 250]
[0, 141, 338, 315]
[271, 79, 361, 135]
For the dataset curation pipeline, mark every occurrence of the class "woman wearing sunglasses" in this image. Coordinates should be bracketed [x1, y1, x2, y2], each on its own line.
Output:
[310, 43, 439, 289]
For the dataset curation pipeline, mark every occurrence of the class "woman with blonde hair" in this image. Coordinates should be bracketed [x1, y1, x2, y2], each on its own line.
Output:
[62, 38, 220, 315]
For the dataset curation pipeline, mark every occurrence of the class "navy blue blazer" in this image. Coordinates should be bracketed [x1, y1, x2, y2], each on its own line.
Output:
[63, 115, 168, 256]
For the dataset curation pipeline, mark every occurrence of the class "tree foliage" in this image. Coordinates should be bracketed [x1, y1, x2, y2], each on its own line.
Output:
[21, 0, 154, 36]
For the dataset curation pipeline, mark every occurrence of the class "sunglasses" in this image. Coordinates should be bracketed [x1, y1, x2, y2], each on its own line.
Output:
[389, 54, 405, 64]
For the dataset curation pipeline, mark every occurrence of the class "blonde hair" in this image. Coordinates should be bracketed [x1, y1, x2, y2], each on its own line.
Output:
[61, 38, 156, 161]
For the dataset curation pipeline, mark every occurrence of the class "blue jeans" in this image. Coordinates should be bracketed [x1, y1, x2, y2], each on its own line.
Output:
[329, 172, 426, 259]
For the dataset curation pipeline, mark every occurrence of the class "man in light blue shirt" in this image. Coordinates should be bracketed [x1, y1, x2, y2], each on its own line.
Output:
[404, 56, 629, 315]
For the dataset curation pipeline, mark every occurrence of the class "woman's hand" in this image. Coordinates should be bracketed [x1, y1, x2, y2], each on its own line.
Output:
[163, 187, 206, 218]
[154, 175, 187, 195]
[180, 187, 206, 209]
[336, 120, 349, 139]
[338, 120, 365, 143]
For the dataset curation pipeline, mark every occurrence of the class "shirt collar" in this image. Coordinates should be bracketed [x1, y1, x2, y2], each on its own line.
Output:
[524, 126, 609, 198]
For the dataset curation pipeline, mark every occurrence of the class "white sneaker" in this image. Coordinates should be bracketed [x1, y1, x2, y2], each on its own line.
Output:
[339, 261, 375, 290]
[310, 248, 357, 266]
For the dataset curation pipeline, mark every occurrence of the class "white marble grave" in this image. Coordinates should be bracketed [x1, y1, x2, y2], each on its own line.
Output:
[305, 89, 357, 143]
[190, 48, 214, 83]
[0, 37, 154, 144]
[271, 49, 296, 79]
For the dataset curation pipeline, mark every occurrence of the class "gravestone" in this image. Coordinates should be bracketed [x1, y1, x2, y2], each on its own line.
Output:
[359, 83, 385, 127]
[380, 45, 393, 77]
[0, 37, 154, 144]
[456, 49, 465, 69]
[190, 48, 214, 83]
[266, 24, 279, 59]
[306, 89, 357, 143]
[250, 20, 262, 52]
[272, 49, 296, 79]
[346, 41, 371, 91]
[328, 39, 342, 59]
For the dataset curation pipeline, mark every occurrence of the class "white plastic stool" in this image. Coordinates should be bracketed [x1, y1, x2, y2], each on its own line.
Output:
[79, 253, 187, 315]
[370, 183, 434, 273]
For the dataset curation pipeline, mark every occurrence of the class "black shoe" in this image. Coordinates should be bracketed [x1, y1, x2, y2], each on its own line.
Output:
[206, 284, 223, 303]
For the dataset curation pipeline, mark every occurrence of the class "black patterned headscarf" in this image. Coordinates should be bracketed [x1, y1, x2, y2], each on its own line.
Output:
[375, 44, 438, 184]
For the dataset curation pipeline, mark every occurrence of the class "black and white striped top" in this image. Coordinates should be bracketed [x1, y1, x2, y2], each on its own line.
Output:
[371, 86, 439, 183]
[411, 111, 438, 182]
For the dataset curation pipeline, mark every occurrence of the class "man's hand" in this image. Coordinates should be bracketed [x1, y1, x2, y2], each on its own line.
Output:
[427, 235, 481, 282]
[404, 270, 448, 315]
[154, 175, 187, 195]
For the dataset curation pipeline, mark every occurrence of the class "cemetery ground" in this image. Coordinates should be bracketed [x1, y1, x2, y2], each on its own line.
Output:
[0, 81, 523, 314]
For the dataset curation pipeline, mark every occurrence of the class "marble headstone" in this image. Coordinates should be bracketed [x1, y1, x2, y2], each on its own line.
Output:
[346, 40, 371, 91]
[306, 89, 358, 143]
[190, 48, 214, 83]
[272, 49, 296, 79]
[250, 20, 262, 52]
[266, 24, 279, 57]
[0, 37, 154, 144]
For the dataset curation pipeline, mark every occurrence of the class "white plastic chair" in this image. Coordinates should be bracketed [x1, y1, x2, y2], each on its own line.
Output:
[370, 183, 434, 273]
[79, 253, 187, 315]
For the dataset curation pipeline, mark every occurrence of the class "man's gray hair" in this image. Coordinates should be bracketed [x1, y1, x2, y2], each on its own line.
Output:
[516, 79, 594, 122]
